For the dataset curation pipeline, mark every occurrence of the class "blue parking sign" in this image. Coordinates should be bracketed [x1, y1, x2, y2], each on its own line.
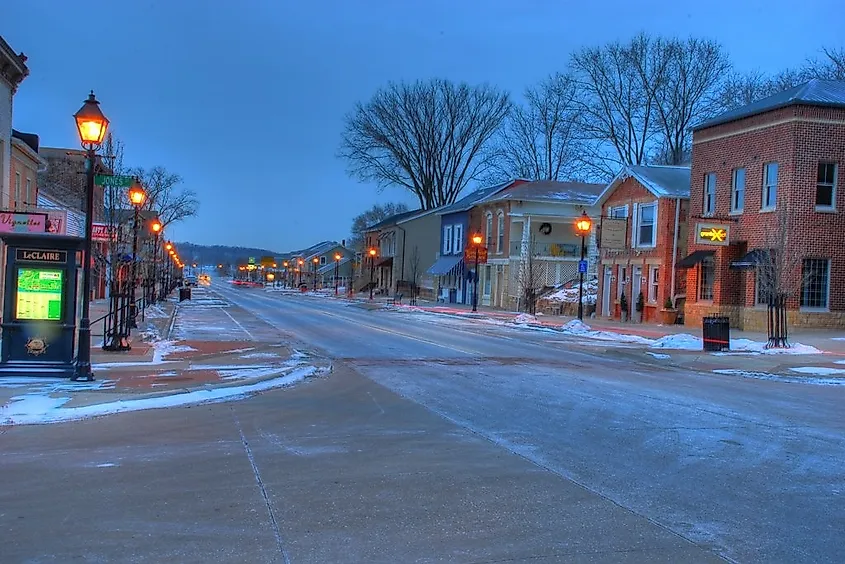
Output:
[578, 260, 588, 273]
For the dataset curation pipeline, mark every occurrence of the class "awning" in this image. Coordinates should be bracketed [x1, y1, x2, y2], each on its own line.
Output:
[676, 250, 715, 268]
[426, 255, 463, 276]
[731, 249, 770, 269]
[376, 257, 393, 267]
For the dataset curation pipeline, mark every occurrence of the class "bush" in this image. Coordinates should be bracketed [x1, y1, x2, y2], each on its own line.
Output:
[664, 296, 674, 310]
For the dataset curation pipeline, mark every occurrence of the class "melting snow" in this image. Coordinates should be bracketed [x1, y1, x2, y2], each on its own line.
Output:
[790, 366, 845, 376]
[714, 369, 845, 386]
[646, 352, 671, 359]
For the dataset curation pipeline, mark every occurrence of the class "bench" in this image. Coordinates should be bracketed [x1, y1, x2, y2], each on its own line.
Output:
[390, 293, 404, 305]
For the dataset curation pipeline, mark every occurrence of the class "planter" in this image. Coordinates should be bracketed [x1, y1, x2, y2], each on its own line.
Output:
[660, 309, 678, 325]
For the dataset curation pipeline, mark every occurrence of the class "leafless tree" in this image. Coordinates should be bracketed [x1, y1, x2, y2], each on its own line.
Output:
[713, 70, 777, 112]
[339, 79, 510, 209]
[130, 166, 199, 228]
[348, 202, 409, 251]
[651, 38, 731, 165]
[516, 238, 545, 315]
[486, 73, 583, 181]
[801, 46, 845, 81]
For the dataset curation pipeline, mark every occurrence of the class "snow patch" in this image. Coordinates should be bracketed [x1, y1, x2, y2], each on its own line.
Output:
[512, 314, 537, 325]
[714, 369, 845, 386]
[646, 352, 671, 359]
[651, 334, 702, 350]
[790, 366, 845, 376]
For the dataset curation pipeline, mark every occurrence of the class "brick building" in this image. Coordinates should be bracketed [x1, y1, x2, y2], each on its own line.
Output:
[595, 165, 690, 323]
[681, 79, 845, 330]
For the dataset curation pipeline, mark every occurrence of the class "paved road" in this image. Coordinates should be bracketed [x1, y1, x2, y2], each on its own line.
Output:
[2, 282, 843, 563]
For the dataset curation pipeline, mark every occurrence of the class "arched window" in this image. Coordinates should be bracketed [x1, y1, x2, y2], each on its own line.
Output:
[496, 210, 505, 253]
[485, 212, 493, 249]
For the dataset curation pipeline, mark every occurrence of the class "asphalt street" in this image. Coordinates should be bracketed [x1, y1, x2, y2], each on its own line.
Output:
[2, 281, 843, 563]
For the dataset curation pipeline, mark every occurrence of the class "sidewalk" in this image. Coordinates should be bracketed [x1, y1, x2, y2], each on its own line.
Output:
[0, 286, 329, 426]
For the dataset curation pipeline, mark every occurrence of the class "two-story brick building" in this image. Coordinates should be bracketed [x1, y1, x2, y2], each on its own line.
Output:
[681, 79, 845, 330]
[595, 165, 690, 323]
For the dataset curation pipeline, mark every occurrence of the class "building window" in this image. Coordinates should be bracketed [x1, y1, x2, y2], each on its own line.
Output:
[609, 205, 628, 219]
[483, 265, 492, 295]
[635, 202, 656, 247]
[731, 168, 745, 213]
[756, 266, 773, 306]
[618, 266, 627, 299]
[14, 172, 21, 210]
[763, 162, 778, 210]
[703, 173, 716, 216]
[816, 163, 837, 210]
[801, 259, 830, 309]
[25, 178, 32, 209]
[485, 213, 493, 249]
[454, 224, 463, 254]
[649, 266, 659, 303]
[444, 225, 453, 255]
[320, 256, 326, 265]
[496, 211, 505, 253]
[699, 257, 714, 301]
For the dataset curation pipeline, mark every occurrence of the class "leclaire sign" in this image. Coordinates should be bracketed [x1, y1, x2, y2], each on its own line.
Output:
[695, 222, 730, 246]
[599, 218, 627, 249]
[0, 212, 47, 234]
[464, 247, 488, 265]
[92, 223, 117, 242]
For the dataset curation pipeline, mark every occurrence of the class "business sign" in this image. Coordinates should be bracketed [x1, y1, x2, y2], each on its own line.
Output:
[16, 249, 68, 263]
[95, 174, 134, 188]
[248, 257, 256, 265]
[260, 256, 275, 267]
[15, 268, 64, 321]
[92, 223, 117, 242]
[35, 208, 68, 235]
[0, 212, 47, 234]
[599, 218, 627, 249]
[695, 223, 730, 246]
[464, 247, 488, 265]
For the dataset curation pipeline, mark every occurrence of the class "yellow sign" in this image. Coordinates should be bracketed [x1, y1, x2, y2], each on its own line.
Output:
[695, 223, 730, 246]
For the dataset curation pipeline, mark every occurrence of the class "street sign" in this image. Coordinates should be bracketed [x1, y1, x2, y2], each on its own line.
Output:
[248, 257, 256, 265]
[578, 260, 588, 273]
[94, 175, 134, 188]
[464, 247, 488, 265]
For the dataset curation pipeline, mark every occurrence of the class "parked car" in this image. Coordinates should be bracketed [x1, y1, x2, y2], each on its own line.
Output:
[184, 275, 198, 287]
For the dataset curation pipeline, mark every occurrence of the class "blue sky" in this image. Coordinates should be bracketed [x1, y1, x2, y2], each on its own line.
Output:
[4, 0, 842, 251]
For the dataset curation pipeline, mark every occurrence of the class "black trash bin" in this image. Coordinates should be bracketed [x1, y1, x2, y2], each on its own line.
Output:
[179, 287, 192, 302]
[702, 316, 730, 351]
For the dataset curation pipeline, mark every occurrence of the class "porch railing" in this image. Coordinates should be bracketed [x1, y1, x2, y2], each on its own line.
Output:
[509, 240, 580, 258]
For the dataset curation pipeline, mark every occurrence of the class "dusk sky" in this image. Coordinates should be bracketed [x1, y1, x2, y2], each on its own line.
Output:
[4, 0, 842, 252]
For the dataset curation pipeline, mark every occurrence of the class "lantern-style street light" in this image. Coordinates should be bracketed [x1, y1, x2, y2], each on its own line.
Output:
[334, 253, 342, 295]
[150, 219, 162, 304]
[72, 92, 109, 381]
[283, 261, 289, 288]
[471, 234, 484, 312]
[574, 210, 593, 321]
[297, 258, 304, 287]
[368, 248, 377, 300]
[312, 257, 319, 291]
[127, 178, 146, 329]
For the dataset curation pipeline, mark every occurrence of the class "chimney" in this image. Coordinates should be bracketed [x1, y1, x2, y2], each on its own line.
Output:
[341, 239, 346, 247]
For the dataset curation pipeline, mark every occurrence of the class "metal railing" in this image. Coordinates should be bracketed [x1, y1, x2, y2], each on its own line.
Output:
[509, 240, 580, 257]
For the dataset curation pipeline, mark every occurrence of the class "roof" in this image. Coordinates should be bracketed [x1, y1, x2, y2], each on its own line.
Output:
[436, 179, 526, 215]
[292, 240, 338, 260]
[597, 165, 690, 204]
[0, 36, 29, 88]
[489, 180, 604, 205]
[694, 79, 845, 130]
[365, 209, 421, 231]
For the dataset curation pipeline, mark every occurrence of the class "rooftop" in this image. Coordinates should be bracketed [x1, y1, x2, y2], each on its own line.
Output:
[436, 179, 526, 215]
[365, 209, 421, 231]
[597, 165, 690, 204]
[490, 180, 604, 205]
[694, 79, 845, 130]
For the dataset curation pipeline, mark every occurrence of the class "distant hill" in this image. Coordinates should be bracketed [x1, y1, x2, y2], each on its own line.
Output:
[174, 242, 284, 266]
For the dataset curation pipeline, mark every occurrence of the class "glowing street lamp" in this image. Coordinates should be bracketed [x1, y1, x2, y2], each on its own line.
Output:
[574, 210, 593, 321]
[312, 257, 320, 291]
[334, 253, 342, 295]
[72, 92, 109, 381]
[368, 248, 377, 300]
[297, 259, 304, 286]
[471, 234, 484, 312]
[127, 178, 147, 330]
[150, 219, 163, 304]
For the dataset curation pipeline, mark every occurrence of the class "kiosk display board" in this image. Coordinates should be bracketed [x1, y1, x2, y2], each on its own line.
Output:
[16, 268, 64, 321]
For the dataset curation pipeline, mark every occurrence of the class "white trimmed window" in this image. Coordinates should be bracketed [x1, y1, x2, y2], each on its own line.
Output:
[443, 226, 453, 254]
[816, 163, 837, 210]
[14, 172, 21, 210]
[649, 266, 659, 303]
[731, 168, 745, 213]
[699, 257, 715, 301]
[609, 205, 628, 219]
[763, 162, 778, 210]
[703, 173, 716, 216]
[320, 256, 326, 265]
[454, 224, 464, 254]
[635, 202, 657, 247]
[485, 213, 493, 249]
[496, 211, 505, 253]
[801, 259, 830, 309]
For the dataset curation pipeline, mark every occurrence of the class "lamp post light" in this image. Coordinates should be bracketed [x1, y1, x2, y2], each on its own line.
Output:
[164, 242, 173, 296]
[368, 248, 377, 300]
[72, 91, 109, 382]
[471, 234, 483, 313]
[298, 259, 304, 287]
[128, 179, 146, 328]
[150, 219, 162, 304]
[312, 257, 319, 291]
[574, 210, 593, 321]
[283, 261, 289, 288]
[334, 253, 341, 295]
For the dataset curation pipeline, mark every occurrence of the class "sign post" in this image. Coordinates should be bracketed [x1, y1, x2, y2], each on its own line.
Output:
[95, 174, 134, 188]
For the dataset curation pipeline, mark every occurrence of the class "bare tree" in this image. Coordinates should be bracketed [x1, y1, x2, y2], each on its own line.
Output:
[486, 73, 583, 181]
[651, 38, 731, 165]
[339, 79, 510, 209]
[571, 34, 673, 179]
[131, 166, 199, 228]
[516, 237, 545, 315]
[348, 202, 409, 251]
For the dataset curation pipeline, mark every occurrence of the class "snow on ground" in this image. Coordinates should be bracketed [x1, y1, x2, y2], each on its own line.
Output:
[713, 369, 845, 386]
[790, 366, 845, 376]
[512, 313, 538, 325]
[143, 304, 170, 319]
[646, 352, 671, 359]
[1, 366, 322, 425]
[560, 320, 652, 344]
[544, 280, 599, 304]
[240, 352, 282, 359]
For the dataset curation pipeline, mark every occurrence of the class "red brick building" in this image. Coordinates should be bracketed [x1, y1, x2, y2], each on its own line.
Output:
[681, 79, 845, 330]
[596, 166, 690, 323]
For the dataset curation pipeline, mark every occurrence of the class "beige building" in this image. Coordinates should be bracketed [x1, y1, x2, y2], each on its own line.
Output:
[372, 209, 441, 300]
[10, 130, 45, 210]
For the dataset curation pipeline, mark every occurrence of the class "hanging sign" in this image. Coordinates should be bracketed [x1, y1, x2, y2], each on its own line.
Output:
[696, 223, 730, 246]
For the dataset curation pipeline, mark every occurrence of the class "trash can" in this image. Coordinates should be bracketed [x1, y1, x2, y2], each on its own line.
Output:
[702, 316, 730, 351]
[179, 287, 192, 302]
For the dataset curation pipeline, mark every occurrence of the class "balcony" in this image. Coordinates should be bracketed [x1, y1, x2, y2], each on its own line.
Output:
[509, 240, 580, 258]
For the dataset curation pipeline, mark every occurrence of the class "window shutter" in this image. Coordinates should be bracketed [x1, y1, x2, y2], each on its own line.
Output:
[631, 203, 639, 247]
[651, 201, 658, 246]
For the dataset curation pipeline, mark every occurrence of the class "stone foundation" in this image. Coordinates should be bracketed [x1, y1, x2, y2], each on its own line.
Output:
[684, 303, 845, 331]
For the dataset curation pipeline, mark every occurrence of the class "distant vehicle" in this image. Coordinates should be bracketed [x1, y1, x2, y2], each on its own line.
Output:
[184, 275, 198, 287]
[199, 274, 211, 284]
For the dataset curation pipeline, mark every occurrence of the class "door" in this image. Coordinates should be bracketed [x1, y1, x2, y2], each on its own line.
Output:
[602, 266, 612, 317]
[632, 266, 642, 318]
[482, 265, 492, 306]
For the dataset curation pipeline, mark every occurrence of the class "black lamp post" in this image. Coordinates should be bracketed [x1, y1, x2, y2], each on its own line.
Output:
[575, 210, 593, 321]
[128, 179, 146, 328]
[150, 219, 162, 304]
[368, 248, 377, 300]
[298, 259, 303, 287]
[471, 234, 483, 312]
[334, 253, 341, 295]
[312, 257, 319, 291]
[71, 92, 109, 382]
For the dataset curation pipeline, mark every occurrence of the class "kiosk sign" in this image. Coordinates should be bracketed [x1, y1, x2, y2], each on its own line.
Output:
[16, 269, 64, 321]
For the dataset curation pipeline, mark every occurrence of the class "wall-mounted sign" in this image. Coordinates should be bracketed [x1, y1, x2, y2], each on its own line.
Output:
[464, 247, 488, 265]
[600, 218, 627, 249]
[92, 223, 117, 242]
[0, 212, 47, 234]
[695, 223, 730, 246]
[16, 249, 68, 263]
[16, 268, 64, 321]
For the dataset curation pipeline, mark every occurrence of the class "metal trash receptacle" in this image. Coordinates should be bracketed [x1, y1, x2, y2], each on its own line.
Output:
[179, 287, 191, 302]
[702, 316, 730, 351]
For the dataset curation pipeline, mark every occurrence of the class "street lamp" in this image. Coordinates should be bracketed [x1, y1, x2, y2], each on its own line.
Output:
[312, 257, 319, 291]
[334, 253, 341, 295]
[574, 210, 593, 321]
[297, 259, 304, 287]
[150, 219, 162, 304]
[72, 91, 109, 382]
[283, 261, 289, 288]
[368, 248, 377, 300]
[471, 234, 483, 312]
[127, 178, 146, 328]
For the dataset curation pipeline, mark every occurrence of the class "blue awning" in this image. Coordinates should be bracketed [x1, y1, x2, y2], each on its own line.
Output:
[426, 255, 463, 276]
